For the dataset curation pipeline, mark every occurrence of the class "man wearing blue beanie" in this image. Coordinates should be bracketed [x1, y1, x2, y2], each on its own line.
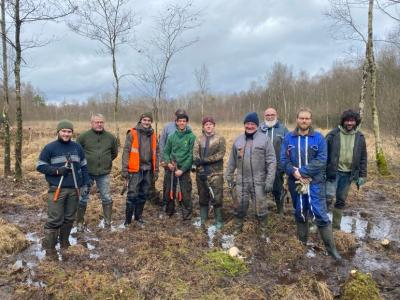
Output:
[225, 112, 276, 239]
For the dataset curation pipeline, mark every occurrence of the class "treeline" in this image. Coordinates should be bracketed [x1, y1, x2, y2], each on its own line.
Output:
[2, 46, 399, 135]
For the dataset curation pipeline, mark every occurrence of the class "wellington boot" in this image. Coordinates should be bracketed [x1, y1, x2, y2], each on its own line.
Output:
[59, 223, 73, 249]
[214, 207, 223, 230]
[134, 203, 146, 226]
[102, 203, 113, 229]
[75, 204, 86, 232]
[275, 196, 284, 215]
[332, 207, 342, 230]
[318, 224, 342, 261]
[232, 217, 243, 235]
[200, 206, 209, 230]
[43, 228, 58, 251]
[124, 203, 135, 226]
[259, 216, 269, 240]
[296, 221, 309, 245]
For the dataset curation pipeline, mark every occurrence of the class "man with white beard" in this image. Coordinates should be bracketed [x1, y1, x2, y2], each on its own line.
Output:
[258, 107, 289, 214]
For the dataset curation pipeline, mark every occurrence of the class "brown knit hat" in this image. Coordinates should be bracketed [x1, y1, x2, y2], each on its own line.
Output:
[202, 116, 215, 125]
[139, 112, 153, 122]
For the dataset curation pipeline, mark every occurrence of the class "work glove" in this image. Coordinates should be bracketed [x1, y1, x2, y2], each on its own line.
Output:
[152, 173, 159, 183]
[199, 173, 208, 182]
[227, 180, 236, 189]
[193, 158, 205, 166]
[356, 177, 366, 187]
[80, 184, 89, 197]
[55, 166, 71, 176]
[264, 183, 273, 193]
[121, 171, 128, 179]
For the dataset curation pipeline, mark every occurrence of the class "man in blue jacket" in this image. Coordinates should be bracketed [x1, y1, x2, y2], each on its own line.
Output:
[37, 120, 89, 253]
[280, 108, 341, 260]
[259, 107, 289, 214]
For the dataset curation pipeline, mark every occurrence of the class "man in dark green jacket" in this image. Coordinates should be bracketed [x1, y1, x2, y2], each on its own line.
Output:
[76, 114, 118, 230]
[163, 112, 196, 220]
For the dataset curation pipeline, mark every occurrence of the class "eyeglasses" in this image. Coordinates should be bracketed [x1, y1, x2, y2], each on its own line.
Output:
[264, 114, 276, 117]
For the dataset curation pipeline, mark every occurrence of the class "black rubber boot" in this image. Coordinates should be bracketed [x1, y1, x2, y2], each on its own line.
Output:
[124, 203, 135, 226]
[318, 224, 342, 261]
[134, 202, 146, 226]
[296, 221, 309, 245]
[102, 202, 113, 229]
[75, 204, 86, 232]
[59, 223, 73, 249]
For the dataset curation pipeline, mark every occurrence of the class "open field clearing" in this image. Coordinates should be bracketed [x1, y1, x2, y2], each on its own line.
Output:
[0, 121, 399, 299]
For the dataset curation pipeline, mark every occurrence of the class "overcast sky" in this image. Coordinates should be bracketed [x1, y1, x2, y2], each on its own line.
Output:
[20, 0, 397, 103]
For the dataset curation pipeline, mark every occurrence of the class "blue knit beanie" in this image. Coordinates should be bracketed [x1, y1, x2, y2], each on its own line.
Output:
[243, 112, 259, 126]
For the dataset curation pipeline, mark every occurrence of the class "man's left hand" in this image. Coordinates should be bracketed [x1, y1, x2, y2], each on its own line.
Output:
[175, 169, 183, 177]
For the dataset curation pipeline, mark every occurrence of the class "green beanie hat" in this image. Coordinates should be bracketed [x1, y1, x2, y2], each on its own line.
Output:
[57, 119, 74, 132]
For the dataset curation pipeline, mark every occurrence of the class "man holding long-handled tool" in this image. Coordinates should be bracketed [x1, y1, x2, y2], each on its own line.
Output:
[163, 112, 196, 220]
[122, 112, 159, 226]
[37, 120, 89, 253]
[193, 116, 226, 230]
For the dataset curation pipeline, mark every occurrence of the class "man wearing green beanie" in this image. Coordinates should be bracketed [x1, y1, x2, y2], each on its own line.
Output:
[37, 119, 89, 254]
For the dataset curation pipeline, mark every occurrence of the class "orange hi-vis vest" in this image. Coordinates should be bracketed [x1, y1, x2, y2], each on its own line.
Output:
[128, 128, 157, 173]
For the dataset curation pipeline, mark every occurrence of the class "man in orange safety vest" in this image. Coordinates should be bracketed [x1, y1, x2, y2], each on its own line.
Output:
[122, 112, 159, 226]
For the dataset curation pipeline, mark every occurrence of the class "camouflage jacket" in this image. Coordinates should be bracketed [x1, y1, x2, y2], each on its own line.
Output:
[193, 132, 226, 176]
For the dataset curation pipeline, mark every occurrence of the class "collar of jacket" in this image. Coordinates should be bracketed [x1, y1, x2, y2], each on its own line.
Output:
[291, 127, 315, 137]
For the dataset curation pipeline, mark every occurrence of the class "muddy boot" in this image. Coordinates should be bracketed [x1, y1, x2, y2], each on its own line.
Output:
[124, 203, 134, 226]
[43, 228, 58, 251]
[200, 206, 208, 230]
[326, 197, 334, 211]
[102, 203, 113, 229]
[232, 217, 243, 235]
[275, 196, 284, 215]
[59, 223, 73, 249]
[259, 216, 269, 241]
[332, 207, 342, 230]
[296, 221, 309, 244]
[134, 202, 146, 226]
[214, 207, 223, 230]
[318, 224, 342, 261]
[75, 204, 86, 232]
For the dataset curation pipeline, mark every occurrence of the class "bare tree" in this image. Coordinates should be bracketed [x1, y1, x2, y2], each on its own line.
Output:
[68, 0, 139, 142]
[1, 0, 11, 176]
[326, 0, 389, 175]
[7, 0, 74, 180]
[194, 63, 209, 119]
[138, 0, 201, 134]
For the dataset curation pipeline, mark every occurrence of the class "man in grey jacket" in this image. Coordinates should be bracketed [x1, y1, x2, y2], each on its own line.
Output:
[226, 112, 276, 238]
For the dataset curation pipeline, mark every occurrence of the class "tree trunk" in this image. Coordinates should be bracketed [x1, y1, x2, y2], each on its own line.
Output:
[359, 60, 368, 121]
[1, 0, 11, 176]
[14, 0, 23, 180]
[111, 49, 120, 144]
[367, 0, 389, 175]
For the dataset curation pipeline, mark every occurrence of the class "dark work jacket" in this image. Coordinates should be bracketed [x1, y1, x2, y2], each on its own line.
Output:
[325, 127, 367, 181]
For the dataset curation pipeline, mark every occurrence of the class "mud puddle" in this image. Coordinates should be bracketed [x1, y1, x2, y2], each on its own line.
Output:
[192, 217, 235, 249]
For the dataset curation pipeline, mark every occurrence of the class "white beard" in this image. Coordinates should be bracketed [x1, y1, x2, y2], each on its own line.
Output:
[265, 119, 277, 128]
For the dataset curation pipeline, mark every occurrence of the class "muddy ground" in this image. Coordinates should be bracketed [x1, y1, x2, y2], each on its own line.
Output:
[0, 124, 399, 299]
[0, 165, 399, 299]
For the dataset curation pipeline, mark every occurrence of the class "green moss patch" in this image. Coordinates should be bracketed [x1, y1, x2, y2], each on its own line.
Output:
[341, 271, 381, 300]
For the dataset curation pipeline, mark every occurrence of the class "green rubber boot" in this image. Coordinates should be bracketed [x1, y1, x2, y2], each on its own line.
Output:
[43, 228, 58, 250]
[332, 207, 342, 230]
[318, 224, 342, 261]
[214, 207, 223, 230]
[200, 206, 208, 230]
[102, 203, 113, 229]
[232, 217, 243, 235]
[296, 221, 309, 245]
[75, 204, 86, 232]
[59, 223, 73, 249]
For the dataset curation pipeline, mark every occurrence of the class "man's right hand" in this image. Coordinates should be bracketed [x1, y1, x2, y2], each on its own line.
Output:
[56, 166, 70, 176]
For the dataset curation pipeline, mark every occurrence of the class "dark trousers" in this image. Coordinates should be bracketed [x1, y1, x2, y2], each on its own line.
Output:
[164, 170, 192, 219]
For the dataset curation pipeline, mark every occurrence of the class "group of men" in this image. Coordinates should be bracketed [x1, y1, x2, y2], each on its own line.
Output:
[37, 106, 367, 261]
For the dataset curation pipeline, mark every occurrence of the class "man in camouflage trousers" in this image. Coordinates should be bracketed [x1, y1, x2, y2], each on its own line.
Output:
[226, 112, 276, 239]
[193, 116, 226, 230]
